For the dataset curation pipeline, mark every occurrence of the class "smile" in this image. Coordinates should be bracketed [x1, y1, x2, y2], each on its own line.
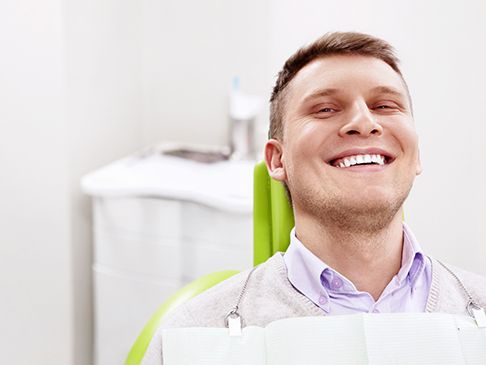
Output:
[332, 154, 387, 168]
[327, 148, 396, 170]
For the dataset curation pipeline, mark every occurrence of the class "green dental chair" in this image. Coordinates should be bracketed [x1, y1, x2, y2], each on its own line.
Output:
[124, 161, 295, 365]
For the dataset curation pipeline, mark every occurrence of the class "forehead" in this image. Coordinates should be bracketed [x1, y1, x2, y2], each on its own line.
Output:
[286, 55, 408, 104]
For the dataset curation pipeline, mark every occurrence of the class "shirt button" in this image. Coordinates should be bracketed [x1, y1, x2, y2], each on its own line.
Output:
[318, 295, 328, 305]
[331, 277, 343, 289]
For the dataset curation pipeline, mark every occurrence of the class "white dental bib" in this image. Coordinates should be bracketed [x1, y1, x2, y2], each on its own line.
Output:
[163, 313, 486, 365]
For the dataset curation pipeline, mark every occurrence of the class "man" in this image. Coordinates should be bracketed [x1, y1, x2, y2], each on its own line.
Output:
[141, 32, 486, 364]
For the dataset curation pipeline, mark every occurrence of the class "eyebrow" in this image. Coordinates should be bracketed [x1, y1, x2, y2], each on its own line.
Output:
[369, 86, 405, 98]
[300, 88, 340, 104]
[300, 85, 406, 105]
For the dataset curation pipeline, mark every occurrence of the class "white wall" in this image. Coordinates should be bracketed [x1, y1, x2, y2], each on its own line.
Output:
[0, 1, 73, 364]
[140, 0, 270, 147]
[65, 1, 144, 364]
[266, 0, 486, 274]
[1, 1, 145, 364]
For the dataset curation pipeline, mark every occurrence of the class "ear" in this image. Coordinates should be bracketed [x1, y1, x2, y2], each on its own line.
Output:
[264, 139, 287, 182]
[415, 148, 422, 176]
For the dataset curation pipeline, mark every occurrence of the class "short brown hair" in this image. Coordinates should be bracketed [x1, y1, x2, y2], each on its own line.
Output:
[269, 32, 405, 140]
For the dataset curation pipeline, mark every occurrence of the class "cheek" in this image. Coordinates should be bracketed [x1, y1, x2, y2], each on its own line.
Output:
[403, 130, 419, 157]
[389, 121, 419, 152]
[286, 121, 333, 159]
[392, 125, 421, 173]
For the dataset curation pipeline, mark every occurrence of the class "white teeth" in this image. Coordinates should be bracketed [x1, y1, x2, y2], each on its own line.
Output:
[334, 154, 387, 168]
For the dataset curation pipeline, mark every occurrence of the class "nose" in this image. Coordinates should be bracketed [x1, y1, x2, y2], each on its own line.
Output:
[339, 101, 383, 137]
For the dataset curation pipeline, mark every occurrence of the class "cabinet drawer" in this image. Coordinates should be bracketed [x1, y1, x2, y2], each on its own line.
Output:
[93, 197, 181, 240]
[181, 201, 252, 248]
[94, 230, 182, 279]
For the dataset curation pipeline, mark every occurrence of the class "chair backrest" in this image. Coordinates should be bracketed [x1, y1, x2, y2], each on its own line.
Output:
[253, 161, 295, 266]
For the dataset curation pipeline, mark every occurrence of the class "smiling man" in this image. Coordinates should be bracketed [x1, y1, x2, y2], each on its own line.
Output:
[141, 32, 486, 364]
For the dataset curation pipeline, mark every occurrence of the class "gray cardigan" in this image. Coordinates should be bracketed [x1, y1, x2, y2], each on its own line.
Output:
[141, 253, 486, 365]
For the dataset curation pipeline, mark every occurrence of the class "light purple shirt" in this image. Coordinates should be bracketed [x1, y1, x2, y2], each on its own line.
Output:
[284, 223, 432, 314]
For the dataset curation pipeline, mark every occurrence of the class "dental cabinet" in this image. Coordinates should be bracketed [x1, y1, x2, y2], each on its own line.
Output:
[82, 147, 253, 365]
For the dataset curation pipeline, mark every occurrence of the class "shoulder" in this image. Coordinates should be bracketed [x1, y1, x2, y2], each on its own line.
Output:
[162, 252, 312, 329]
[141, 253, 301, 365]
[445, 263, 486, 306]
[430, 257, 486, 312]
[140, 269, 255, 365]
[159, 251, 320, 331]
[162, 265, 259, 329]
[146, 253, 290, 329]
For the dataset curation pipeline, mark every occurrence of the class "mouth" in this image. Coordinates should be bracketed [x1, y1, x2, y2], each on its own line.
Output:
[327, 150, 396, 170]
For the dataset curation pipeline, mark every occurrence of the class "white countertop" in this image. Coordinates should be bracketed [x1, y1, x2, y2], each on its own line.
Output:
[81, 152, 255, 213]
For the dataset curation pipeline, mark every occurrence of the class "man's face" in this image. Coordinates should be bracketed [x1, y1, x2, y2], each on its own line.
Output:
[265, 55, 421, 227]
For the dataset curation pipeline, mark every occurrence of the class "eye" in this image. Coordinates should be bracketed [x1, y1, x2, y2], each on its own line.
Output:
[311, 102, 340, 117]
[373, 102, 400, 111]
[316, 107, 337, 114]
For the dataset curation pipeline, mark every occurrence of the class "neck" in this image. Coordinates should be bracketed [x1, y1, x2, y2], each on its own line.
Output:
[294, 210, 404, 301]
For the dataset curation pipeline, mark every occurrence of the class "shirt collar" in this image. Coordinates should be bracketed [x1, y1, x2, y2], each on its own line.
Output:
[283, 223, 427, 310]
[284, 227, 331, 312]
[398, 222, 426, 286]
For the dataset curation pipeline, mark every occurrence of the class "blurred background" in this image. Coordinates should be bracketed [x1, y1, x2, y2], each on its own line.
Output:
[1, 0, 486, 364]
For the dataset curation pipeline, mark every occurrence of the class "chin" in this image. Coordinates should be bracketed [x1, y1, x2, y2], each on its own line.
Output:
[292, 180, 410, 224]
[326, 190, 404, 224]
[328, 197, 403, 232]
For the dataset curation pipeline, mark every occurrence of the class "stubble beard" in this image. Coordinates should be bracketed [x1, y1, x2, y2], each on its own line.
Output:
[293, 181, 412, 235]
